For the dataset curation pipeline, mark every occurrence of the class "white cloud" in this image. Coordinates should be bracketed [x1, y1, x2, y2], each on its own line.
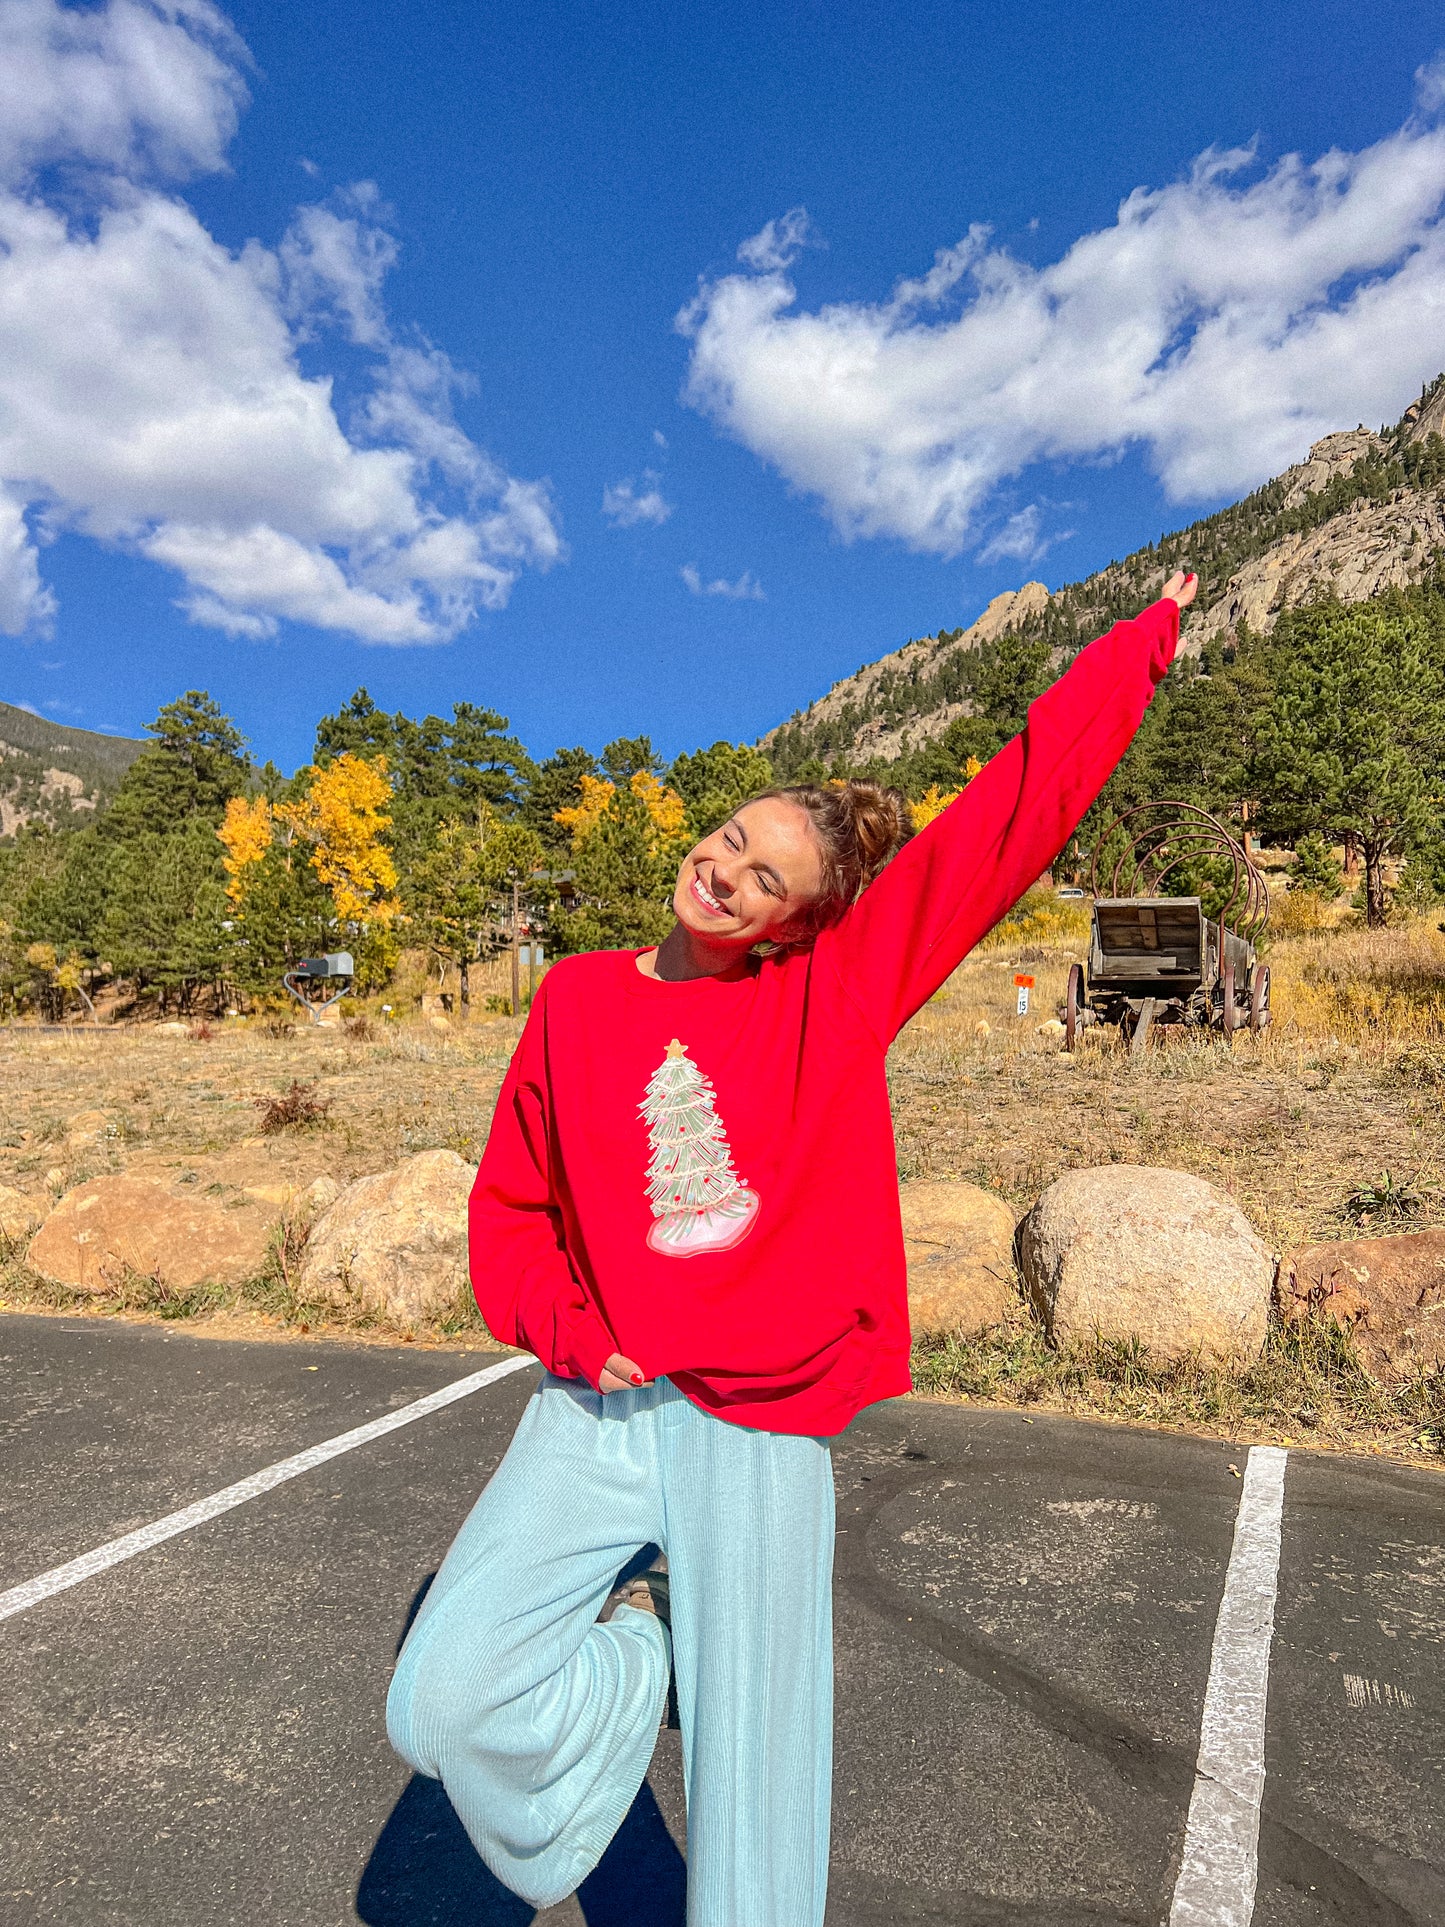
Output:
[977, 505, 1044, 565]
[0, 0, 559, 646]
[602, 472, 672, 527]
[1417, 53, 1445, 115]
[680, 91, 1445, 556]
[0, 486, 56, 635]
[680, 563, 764, 600]
[736, 206, 817, 273]
[0, 0, 247, 182]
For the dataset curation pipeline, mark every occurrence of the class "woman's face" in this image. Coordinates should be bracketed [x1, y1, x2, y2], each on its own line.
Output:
[672, 797, 825, 947]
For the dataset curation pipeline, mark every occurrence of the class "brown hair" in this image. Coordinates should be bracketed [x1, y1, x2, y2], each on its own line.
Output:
[753, 778, 915, 941]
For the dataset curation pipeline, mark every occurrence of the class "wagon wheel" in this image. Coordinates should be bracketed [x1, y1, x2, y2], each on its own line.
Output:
[1129, 996, 1158, 1060]
[1065, 963, 1085, 1051]
[1249, 964, 1272, 1034]
[1221, 963, 1237, 1039]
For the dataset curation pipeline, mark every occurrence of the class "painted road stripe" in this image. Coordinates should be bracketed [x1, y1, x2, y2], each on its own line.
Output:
[0, 1351, 538, 1624]
[1169, 1444, 1289, 1927]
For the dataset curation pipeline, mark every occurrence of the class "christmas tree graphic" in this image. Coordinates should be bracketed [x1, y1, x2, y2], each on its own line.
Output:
[639, 1038, 760, 1257]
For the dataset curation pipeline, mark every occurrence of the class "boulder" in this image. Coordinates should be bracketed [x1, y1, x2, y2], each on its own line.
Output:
[297, 1150, 473, 1323]
[27, 1175, 275, 1293]
[0, 1184, 43, 1243]
[1277, 1229, 1445, 1376]
[1019, 1165, 1274, 1361]
[900, 1180, 1019, 1337]
[64, 1107, 111, 1148]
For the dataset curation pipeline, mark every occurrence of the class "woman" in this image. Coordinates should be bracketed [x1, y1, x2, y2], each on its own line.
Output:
[386, 572, 1198, 1924]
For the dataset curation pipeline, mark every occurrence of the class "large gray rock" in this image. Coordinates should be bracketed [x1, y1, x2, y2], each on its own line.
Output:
[900, 1180, 1018, 1337]
[1019, 1165, 1273, 1361]
[297, 1149, 473, 1324]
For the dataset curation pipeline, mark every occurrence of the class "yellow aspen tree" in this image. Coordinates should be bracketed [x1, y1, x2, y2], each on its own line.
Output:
[630, 770, 686, 850]
[218, 795, 274, 904]
[278, 754, 401, 925]
[909, 784, 962, 830]
[554, 772, 617, 849]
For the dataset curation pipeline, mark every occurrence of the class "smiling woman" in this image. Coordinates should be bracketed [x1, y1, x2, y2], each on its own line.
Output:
[387, 575, 1195, 1925]
[657, 777, 914, 963]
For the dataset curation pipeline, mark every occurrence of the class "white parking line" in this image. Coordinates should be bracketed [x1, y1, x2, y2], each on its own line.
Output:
[0, 1352, 538, 1624]
[1169, 1444, 1289, 1927]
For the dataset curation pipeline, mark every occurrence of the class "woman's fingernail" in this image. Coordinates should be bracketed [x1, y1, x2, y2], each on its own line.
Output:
[630, 1370, 644, 1384]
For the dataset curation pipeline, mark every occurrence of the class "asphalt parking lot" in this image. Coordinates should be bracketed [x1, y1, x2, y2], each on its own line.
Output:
[2, 1312, 1442, 1925]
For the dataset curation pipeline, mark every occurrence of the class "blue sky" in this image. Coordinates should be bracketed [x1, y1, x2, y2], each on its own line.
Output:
[3, 0, 1445, 771]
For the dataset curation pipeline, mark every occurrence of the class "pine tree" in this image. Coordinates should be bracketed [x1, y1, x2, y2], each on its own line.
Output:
[639, 1038, 759, 1256]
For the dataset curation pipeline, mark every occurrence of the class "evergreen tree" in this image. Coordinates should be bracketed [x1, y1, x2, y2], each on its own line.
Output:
[557, 779, 676, 953]
[601, 735, 662, 783]
[105, 691, 250, 836]
[1290, 832, 1344, 899]
[665, 741, 774, 840]
[519, 745, 599, 858]
[1253, 595, 1445, 925]
[313, 689, 533, 866]
[97, 823, 229, 1011]
[406, 807, 544, 1005]
[16, 827, 112, 960]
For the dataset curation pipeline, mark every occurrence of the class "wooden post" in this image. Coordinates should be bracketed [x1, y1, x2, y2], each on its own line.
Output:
[511, 879, 521, 1014]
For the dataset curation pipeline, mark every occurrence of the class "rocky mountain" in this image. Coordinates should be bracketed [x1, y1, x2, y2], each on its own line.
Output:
[0, 701, 143, 837]
[765, 377, 1445, 775]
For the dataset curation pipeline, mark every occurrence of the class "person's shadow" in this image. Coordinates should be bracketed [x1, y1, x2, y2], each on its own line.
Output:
[356, 1548, 687, 1926]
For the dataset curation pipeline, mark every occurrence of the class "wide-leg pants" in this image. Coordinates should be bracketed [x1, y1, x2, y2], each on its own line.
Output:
[386, 1369, 836, 1925]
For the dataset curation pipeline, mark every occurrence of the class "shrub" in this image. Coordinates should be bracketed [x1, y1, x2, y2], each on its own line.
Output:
[255, 1080, 331, 1133]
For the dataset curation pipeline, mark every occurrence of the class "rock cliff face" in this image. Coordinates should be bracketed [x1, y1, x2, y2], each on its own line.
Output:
[765, 378, 1445, 770]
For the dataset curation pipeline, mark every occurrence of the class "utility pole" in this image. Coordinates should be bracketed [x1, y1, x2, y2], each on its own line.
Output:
[511, 878, 521, 1015]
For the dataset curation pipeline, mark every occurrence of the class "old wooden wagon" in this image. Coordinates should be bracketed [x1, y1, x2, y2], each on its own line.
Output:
[1064, 804, 1271, 1055]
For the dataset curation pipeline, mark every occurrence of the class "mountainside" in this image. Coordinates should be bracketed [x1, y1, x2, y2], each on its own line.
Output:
[765, 378, 1445, 776]
[0, 701, 144, 837]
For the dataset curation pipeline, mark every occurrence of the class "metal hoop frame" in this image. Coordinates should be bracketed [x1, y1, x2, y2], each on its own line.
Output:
[1087, 801, 1270, 944]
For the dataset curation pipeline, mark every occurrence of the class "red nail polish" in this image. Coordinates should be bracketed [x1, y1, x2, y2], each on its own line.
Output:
[630, 1370, 644, 1384]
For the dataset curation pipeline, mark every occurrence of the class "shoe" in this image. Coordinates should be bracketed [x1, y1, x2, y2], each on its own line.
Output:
[598, 1570, 679, 1729]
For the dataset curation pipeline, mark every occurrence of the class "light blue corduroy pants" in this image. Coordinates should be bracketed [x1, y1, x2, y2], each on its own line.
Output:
[386, 1369, 836, 1925]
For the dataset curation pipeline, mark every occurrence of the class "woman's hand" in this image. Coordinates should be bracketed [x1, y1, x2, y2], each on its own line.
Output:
[1162, 569, 1198, 608]
[599, 1351, 654, 1393]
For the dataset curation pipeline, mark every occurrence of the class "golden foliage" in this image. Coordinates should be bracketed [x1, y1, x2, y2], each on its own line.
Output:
[218, 795, 274, 904]
[908, 759, 982, 831]
[629, 769, 686, 844]
[553, 772, 617, 848]
[275, 755, 400, 925]
[554, 769, 687, 854]
[909, 784, 963, 831]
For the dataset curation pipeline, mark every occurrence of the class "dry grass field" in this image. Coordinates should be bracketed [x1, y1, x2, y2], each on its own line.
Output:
[3, 915, 1443, 1458]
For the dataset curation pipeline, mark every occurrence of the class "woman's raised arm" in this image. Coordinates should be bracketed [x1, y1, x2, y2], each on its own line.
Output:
[818, 578, 1193, 1046]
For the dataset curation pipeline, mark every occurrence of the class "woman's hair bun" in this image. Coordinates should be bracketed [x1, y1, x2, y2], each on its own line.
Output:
[750, 776, 914, 939]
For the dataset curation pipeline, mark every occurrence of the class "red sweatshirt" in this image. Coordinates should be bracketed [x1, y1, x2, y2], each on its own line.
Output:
[469, 597, 1180, 1435]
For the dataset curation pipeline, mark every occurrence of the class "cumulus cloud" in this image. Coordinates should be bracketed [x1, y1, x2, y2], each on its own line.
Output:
[680, 563, 764, 600]
[0, 0, 559, 645]
[680, 87, 1445, 557]
[602, 473, 672, 527]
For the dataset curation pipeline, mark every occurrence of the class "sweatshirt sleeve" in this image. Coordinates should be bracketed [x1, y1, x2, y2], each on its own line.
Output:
[820, 596, 1180, 1044]
[468, 990, 619, 1390]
